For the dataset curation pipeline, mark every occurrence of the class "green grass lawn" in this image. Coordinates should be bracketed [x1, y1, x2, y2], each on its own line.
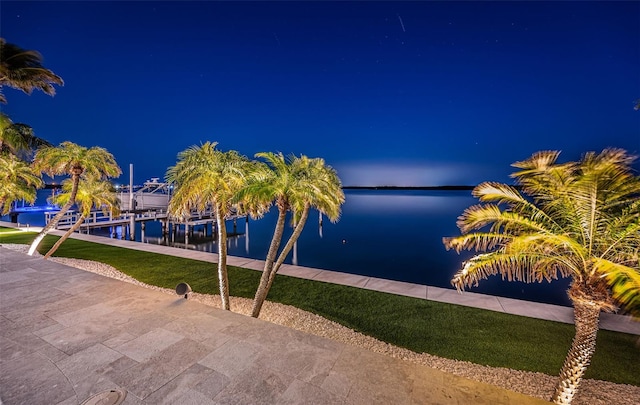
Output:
[0, 227, 23, 233]
[2, 230, 639, 386]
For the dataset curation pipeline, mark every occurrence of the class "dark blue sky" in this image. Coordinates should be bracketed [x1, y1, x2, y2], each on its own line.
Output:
[2, 1, 639, 186]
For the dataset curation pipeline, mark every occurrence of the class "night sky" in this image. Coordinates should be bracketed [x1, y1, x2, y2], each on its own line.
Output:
[2, 1, 639, 186]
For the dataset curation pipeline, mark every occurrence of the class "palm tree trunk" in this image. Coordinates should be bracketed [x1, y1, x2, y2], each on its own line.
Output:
[251, 207, 287, 317]
[267, 205, 310, 291]
[551, 299, 601, 405]
[44, 214, 85, 259]
[215, 205, 230, 311]
[27, 175, 79, 256]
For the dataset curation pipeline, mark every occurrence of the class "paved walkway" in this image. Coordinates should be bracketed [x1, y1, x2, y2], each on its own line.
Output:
[0, 247, 549, 404]
[1, 222, 637, 335]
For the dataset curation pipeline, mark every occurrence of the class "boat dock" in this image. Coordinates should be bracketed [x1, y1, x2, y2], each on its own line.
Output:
[35, 177, 247, 244]
[45, 208, 247, 245]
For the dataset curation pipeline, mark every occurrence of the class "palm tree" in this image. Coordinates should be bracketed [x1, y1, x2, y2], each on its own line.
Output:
[43, 176, 119, 258]
[239, 152, 344, 318]
[27, 141, 121, 256]
[0, 153, 43, 215]
[166, 142, 255, 311]
[0, 38, 63, 104]
[443, 149, 640, 405]
[1, 112, 28, 156]
[0, 112, 51, 161]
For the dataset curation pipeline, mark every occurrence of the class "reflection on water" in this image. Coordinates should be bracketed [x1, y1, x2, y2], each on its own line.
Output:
[245, 220, 249, 253]
[292, 241, 298, 266]
[3, 189, 571, 306]
[346, 190, 466, 213]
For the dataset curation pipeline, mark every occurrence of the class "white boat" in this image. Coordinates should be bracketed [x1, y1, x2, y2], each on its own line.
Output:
[117, 178, 171, 211]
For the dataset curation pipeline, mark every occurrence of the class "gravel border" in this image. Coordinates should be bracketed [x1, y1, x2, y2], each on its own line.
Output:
[3, 243, 638, 404]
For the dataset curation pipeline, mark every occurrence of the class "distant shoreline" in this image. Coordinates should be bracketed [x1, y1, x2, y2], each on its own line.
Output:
[342, 185, 475, 190]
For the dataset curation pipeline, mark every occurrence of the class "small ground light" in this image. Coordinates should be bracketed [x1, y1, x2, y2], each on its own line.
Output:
[80, 388, 126, 405]
[175, 282, 192, 299]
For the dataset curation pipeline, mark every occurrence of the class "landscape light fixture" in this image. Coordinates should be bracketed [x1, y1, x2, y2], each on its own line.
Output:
[175, 282, 192, 299]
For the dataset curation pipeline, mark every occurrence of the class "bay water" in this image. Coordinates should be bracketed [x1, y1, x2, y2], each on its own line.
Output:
[3, 188, 572, 306]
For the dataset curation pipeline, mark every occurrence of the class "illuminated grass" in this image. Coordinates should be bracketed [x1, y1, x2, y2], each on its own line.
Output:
[0, 227, 23, 233]
[1, 230, 638, 385]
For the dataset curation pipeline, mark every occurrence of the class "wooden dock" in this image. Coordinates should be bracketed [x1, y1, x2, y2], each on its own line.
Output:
[45, 208, 247, 245]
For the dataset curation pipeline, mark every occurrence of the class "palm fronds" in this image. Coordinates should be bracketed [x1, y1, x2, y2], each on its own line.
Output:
[0, 38, 63, 103]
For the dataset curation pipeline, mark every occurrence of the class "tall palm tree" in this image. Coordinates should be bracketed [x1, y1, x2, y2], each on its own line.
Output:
[43, 176, 119, 258]
[443, 149, 640, 405]
[239, 152, 344, 318]
[166, 142, 256, 311]
[0, 38, 63, 104]
[27, 141, 121, 256]
[0, 153, 43, 215]
[0, 112, 50, 160]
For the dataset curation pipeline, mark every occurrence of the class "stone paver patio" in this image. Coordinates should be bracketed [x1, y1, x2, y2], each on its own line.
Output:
[0, 247, 549, 404]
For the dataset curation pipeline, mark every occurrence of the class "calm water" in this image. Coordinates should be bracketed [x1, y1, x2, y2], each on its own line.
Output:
[3, 189, 572, 306]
